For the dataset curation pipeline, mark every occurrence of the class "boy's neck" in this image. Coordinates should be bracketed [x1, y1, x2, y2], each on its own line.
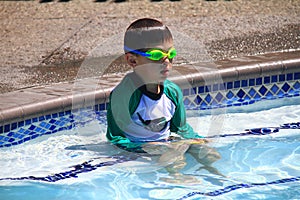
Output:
[146, 83, 161, 94]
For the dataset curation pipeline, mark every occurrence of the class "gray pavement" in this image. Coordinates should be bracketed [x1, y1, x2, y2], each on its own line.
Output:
[1, 0, 300, 93]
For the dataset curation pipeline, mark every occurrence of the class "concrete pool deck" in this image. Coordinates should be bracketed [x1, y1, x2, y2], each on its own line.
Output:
[1, 0, 299, 93]
[0, 0, 300, 125]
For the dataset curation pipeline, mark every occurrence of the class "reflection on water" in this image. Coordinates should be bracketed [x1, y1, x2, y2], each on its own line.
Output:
[0, 104, 300, 199]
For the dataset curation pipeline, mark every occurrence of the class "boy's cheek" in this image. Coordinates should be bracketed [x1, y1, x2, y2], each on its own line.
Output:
[136, 63, 162, 72]
[134, 64, 164, 82]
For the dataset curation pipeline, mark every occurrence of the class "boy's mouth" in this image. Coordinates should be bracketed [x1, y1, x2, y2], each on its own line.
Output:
[160, 69, 170, 77]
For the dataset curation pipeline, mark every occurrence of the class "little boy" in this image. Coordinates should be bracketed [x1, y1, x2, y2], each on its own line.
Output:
[106, 18, 204, 152]
[106, 18, 221, 178]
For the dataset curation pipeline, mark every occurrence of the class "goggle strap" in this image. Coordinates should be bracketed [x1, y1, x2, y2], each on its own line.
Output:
[124, 46, 150, 57]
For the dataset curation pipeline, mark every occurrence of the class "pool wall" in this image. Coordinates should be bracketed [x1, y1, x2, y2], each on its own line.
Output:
[0, 51, 299, 147]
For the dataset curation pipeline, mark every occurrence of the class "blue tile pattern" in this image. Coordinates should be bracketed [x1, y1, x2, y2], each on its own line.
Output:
[183, 73, 300, 110]
[0, 106, 107, 148]
[0, 72, 299, 148]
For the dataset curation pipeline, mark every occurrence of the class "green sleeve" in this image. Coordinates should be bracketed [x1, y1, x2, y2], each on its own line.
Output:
[106, 94, 142, 150]
[165, 80, 204, 139]
[106, 74, 144, 150]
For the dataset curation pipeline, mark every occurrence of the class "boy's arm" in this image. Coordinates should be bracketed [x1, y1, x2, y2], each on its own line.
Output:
[106, 100, 142, 150]
[167, 82, 203, 139]
[170, 103, 204, 139]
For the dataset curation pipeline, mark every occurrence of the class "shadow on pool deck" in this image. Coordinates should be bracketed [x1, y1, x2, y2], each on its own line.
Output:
[0, 0, 299, 93]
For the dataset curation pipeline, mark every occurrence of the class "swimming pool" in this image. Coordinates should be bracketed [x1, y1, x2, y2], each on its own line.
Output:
[0, 96, 299, 200]
[0, 51, 299, 199]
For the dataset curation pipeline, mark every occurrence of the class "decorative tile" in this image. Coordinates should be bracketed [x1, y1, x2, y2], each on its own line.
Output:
[184, 98, 192, 106]
[198, 86, 205, 94]
[279, 74, 285, 82]
[219, 83, 225, 91]
[256, 77, 263, 85]
[191, 87, 197, 95]
[287, 73, 293, 81]
[182, 72, 300, 110]
[259, 85, 267, 95]
[226, 91, 234, 99]
[194, 95, 202, 105]
[0, 106, 108, 148]
[234, 80, 240, 88]
[212, 84, 219, 92]
[183, 88, 190, 96]
[264, 77, 270, 84]
[226, 82, 233, 90]
[271, 75, 278, 83]
[282, 83, 290, 92]
[294, 82, 300, 90]
[271, 85, 279, 94]
[241, 80, 248, 87]
[237, 89, 246, 99]
[205, 85, 211, 93]
[215, 92, 224, 103]
[249, 79, 255, 86]
[248, 88, 257, 97]
[1, 72, 300, 148]
[204, 94, 212, 104]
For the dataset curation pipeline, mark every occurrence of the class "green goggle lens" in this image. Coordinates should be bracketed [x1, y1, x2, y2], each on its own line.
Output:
[124, 46, 177, 61]
[146, 48, 177, 61]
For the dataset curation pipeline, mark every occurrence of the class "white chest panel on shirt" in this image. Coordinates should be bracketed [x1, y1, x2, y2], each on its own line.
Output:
[124, 93, 176, 141]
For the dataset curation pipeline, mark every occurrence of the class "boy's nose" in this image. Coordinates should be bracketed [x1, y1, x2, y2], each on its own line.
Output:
[161, 57, 171, 66]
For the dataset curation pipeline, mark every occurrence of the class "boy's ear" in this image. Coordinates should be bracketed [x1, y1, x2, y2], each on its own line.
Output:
[125, 53, 137, 67]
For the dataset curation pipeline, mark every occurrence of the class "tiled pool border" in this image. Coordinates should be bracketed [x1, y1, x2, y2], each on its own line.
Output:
[0, 51, 299, 147]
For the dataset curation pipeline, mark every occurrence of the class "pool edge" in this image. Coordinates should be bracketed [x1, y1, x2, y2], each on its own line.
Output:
[0, 50, 300, 127]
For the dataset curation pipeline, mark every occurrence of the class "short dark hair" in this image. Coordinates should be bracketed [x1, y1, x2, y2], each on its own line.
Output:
[124, 18, 173, 53]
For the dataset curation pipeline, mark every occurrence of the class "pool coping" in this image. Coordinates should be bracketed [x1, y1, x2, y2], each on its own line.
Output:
[0, 50, 300, 126]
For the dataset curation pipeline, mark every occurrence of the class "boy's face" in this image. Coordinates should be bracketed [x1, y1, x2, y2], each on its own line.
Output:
[126, 40, 174, 84]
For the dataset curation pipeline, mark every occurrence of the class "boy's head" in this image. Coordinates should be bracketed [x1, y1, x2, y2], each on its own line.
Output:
[124, 18, 173, 52]
[124, 18, 175, 83]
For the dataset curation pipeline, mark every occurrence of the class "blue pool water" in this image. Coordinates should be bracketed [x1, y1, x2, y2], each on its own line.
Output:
[0, 97, 300, 200]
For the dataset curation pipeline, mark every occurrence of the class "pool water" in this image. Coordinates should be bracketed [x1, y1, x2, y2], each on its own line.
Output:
[0, 98, 299, 200]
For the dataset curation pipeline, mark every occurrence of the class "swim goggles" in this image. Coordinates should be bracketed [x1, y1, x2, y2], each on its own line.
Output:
[124, 46, 177, 61]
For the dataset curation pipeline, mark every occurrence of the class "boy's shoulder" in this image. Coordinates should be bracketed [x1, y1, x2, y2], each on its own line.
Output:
[164, 79, 181, 92]
[163, 79, 183, 103]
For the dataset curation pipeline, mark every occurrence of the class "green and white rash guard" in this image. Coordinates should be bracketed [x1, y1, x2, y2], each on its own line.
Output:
[106, 72, 202, 150]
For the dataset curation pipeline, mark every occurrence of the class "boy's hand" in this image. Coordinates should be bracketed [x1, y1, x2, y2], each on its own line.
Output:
[144, 138, 208, 147]
[172, 138, 208, 145]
